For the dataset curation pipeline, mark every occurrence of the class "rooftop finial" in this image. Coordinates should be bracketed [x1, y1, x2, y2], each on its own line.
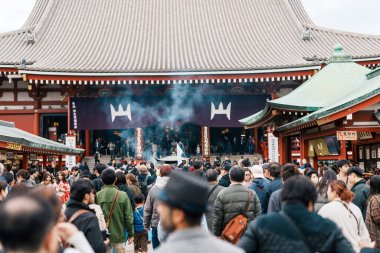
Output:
[327, 44, 352, 64]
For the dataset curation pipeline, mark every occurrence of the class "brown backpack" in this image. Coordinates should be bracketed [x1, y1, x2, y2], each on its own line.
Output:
[221, 190, 252, 245]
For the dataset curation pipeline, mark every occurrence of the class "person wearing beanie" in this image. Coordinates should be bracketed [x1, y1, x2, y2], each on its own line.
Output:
[155, 170, 244, 253]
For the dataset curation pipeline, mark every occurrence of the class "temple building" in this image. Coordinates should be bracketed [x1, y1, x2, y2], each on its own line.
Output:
[240, 45, 380, 171]
[0, 0, 379, 160]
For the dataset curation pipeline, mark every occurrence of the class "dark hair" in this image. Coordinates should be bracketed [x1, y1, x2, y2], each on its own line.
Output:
[29, 168, 38, 175]
[160, 164, 173, 177]
[206, 169, 219, 182]
[95, 163, 107, 174]
[329, 180, 353, 202]
[71, 166, 79, 172]
[281, 163, 300, 182]
[305, 170, 318, 179]
[183, 211, 203, 227]
[42, 173, 53, 184]
[134, 193, 145, 204]
[16, 169, 30, 180]
[193, 160, 203, 170]
[241, 158, 251, 168]
[0, 195, 55, 252]
[347, 166, 363, 178]
[336, 160, 349, 169]
[229, 165, 245, 183]
[281, 176, 317, 206]
[57, 171, 67, 183]
[262, 163, 270, 172]
[0, 181, 6, 192]
[70, 179, 95, 202]
[116, 171, 127, 185]
[268, 162, 281, 178]
[3, 172, 14, 184]
[317, 169, 337, 197]
[101, 169, 116, 185]
[368, 176, 380, 204]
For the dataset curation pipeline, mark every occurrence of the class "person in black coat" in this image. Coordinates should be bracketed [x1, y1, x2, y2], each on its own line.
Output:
[261, 163, 283, 213]
[218, 163, 231, 187]
[115, 171, 136, 209]
[238, 176, 355, 253]
[65, 179, 106, 253]
[93, 163, 106, 192]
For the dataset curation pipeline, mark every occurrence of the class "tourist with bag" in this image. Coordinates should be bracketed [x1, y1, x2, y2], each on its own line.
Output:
[96, 169, 134, 253]
[238, 176, 355, 253]
[319, 180, 371, 253]
[212, 166, 261, 243]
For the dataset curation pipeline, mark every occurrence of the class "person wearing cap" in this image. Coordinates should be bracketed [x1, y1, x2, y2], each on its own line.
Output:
[213, 166, 261, 237]
[249, 165, 269, 210]
[348, 166, 370, 219]
[155, 170, 244, 253]
[219, 163, 231, 187]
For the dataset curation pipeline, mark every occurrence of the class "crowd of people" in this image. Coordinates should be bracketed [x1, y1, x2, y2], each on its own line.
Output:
[0, 157, 379, 253]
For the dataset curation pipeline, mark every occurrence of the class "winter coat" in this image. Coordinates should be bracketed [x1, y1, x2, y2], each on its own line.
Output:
[93, 177, 103, 193]
[212, 184, 261, 236]
[319, 199, 371, 253]
[238, 203, 355, 253]
[218, 174, 231, 187]
[143, 176, 169, 229]
[267, 189, 282, 213]
[352, 179, 370, 219]
[261, 177, 282, 213]
[65, 200, 106, 253]
[365, 194, 380, 250]
[205, 183, 224, 230]
[96, 185, 134, 243]
[249, 177, 269, 210]
[116, 183, 136, 210]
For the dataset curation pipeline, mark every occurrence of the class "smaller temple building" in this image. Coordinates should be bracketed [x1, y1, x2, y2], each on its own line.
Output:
[240, 45, 380, 171]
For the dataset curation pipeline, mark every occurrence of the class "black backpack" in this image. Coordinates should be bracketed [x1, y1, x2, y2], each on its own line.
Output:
[138, 175, 149, 198]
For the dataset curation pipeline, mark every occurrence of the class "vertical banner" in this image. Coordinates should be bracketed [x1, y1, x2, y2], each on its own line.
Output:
[268, 133, 279, 163]
[65, 135, 76, 169]
[202, 126, 211, 158]
[135, 128, 144, 160]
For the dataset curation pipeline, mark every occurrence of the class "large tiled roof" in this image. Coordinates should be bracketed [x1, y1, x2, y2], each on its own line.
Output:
[1, 0, 380, 73]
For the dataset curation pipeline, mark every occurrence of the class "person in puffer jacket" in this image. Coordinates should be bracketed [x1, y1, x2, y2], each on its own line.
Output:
[249, 165, 269, 210]
[213, 166, 261, 236]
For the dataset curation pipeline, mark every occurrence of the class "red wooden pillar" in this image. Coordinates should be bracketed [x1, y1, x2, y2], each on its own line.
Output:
[85, 129, 91, 156]
[278, 133, 287, 165]
[339, 141, 347, 160]
[22, 153, 28, 170]
[254, 128, 259, 154]
[33, 111, 40, 136]
[58, 155, 63, 171]
[43, 154, 47, 169]
[300, 131, 308, 162]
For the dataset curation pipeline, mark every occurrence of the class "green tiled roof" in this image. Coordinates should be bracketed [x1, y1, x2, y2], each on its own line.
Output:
[240, 47, 372, 127]
[0, 121, 83, 155]
[277, 68, 380, 132]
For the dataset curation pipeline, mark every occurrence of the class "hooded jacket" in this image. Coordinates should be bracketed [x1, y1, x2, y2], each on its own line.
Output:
[65, 199, 106, 253]
[143, 176, 170, 229]
[249, 177, 269, 209]
[219, 174, 231, 187]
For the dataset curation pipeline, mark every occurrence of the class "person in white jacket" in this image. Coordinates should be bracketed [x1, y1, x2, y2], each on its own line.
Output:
[318, 180, 372, 253]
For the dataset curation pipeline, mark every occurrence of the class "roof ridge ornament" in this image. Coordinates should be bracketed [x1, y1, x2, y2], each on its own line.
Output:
[327, 44, 352, 64]
[302, 27, 311, 41]
[26, 31, 36, 45]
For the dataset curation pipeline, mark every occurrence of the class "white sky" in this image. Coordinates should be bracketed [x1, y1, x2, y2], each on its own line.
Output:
[0, 0, 379, 35]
